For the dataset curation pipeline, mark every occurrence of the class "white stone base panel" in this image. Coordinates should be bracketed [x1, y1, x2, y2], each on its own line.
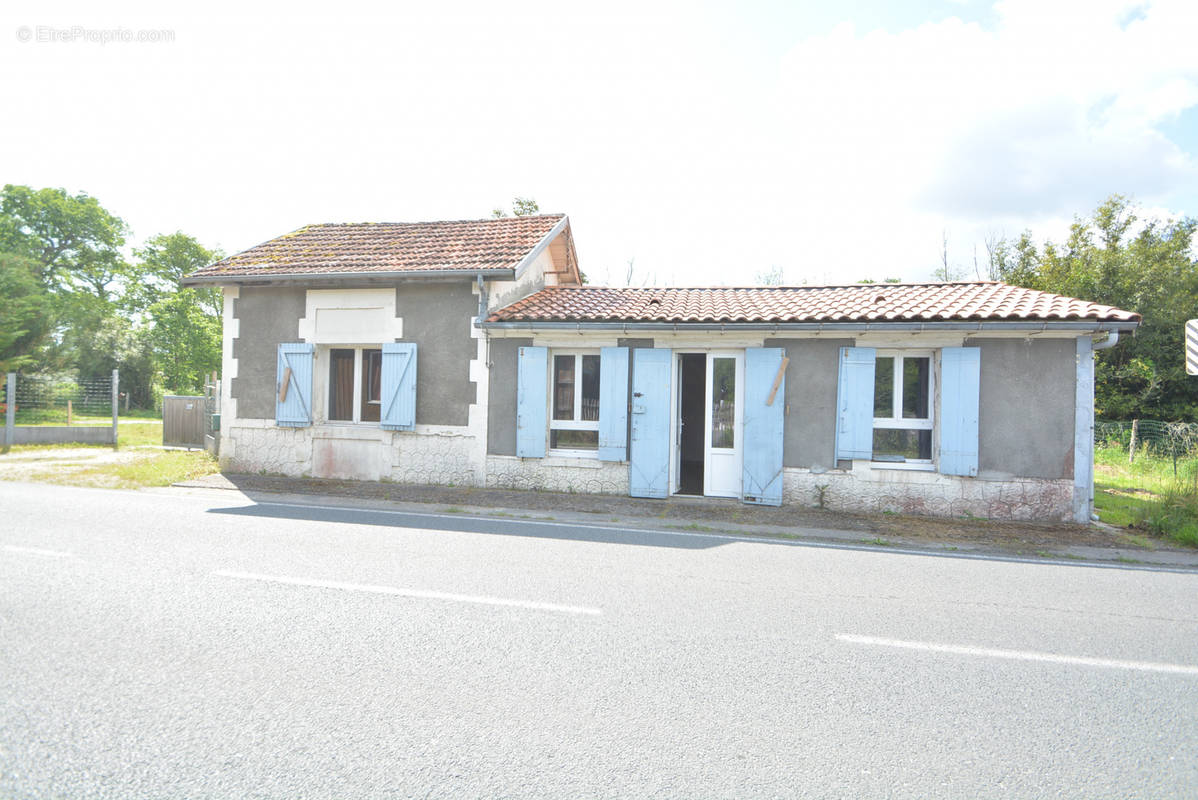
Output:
[220, 425, 1070, 520]
[485, 455, 629, 495]
[782, 464, 1073, 522]
[221, 423, 484, 486]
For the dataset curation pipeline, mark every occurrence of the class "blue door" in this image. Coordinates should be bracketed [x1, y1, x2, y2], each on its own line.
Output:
[629, 348, 672, 498]
[742, 347, 785, 506]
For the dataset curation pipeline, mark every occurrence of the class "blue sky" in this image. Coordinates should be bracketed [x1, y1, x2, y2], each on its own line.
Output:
[2, 0, 1195, 286]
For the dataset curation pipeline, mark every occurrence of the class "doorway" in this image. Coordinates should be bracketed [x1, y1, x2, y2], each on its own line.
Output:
[671, 350, 744, 498]
[677, 354, 706, 494]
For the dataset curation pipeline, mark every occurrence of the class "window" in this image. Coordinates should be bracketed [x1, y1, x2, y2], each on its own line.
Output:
[327, 347, 382, 423]
[549, 351, 600, 452]
[872, 350, 933, 464]
[711, 356, 736, 449]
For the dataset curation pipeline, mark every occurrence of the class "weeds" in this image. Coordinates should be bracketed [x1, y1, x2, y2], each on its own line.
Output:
[1094, 444, 1198, 548]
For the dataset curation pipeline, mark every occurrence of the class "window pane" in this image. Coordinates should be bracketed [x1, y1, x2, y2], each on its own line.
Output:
[711, 357, 735, 449]
[361, 349, 382, 423]
[874, 356, 894, 417]
[328, 349, 355, 421]
[872, 429, 932, 461]
[550, 429, 598, 450]
[581, 355, 600, 422]
[553, 355, 575, 421]
[902, 357, 930, 419]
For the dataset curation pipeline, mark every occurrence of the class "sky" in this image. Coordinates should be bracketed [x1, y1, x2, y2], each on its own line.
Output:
[1, 0, 1196, 287]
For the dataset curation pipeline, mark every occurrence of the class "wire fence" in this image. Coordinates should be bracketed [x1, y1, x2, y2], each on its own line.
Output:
[6, 373, 115, 425]
[1094, 419, 1198, 542]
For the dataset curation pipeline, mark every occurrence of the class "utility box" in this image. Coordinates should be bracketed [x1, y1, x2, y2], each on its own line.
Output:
[163, 395, 206, 449]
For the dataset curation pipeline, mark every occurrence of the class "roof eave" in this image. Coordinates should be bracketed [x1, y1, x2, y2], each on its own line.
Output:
[479, 319, 1141, 333]
[181, 267, 517, 287]
[511, 215, 572, 282]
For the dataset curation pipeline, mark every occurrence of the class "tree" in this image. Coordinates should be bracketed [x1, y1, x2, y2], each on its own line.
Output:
[129, 232, 223, 394]
[128, 232, 222, 316]
[932, 229, 966, 281]
[0, 184, 129, 299]
[144, 291, 221, 394]
[0, 253, 53, 372]
[993, 195, 1198, 420]
[491, 197, 540, 218]
[755, 266, 784, 286]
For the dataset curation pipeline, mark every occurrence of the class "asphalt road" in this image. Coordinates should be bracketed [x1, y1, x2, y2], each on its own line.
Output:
[2, 482, 1196, 799]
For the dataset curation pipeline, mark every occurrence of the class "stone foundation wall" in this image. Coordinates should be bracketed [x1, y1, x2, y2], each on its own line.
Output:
[389, 432, 481, 486]
[222, 425, 1070, 521]
[221, 425, 312, 476]
[221, 423, 485, 486]
[485, 455, 629, 495]
[782, 464, 1073, 522]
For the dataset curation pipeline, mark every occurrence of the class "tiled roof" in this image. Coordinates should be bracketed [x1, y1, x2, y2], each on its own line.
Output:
[186, 215, 566, 279]
[485, 283, 1140, 325]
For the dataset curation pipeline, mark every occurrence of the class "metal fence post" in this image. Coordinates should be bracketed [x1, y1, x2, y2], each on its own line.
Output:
[4, 373, 14, 451]
[111, 369, 119, 449]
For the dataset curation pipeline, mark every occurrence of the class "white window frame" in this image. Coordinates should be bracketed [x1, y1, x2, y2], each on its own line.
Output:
[321, 345, 382, 425]
[872, 349, 935, 469]
[548, 349, 601, 457]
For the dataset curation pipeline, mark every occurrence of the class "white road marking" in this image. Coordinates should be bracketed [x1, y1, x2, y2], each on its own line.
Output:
[3, 544, 73, 558]
[837, 634, 1198, 676]
[213, 569, 602, 616]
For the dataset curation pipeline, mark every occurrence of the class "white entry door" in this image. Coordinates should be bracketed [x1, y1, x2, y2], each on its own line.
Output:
[705, 351, 744, 498]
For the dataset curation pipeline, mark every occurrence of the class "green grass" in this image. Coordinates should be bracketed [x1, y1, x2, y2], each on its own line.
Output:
[5, 449, 218, 490]
[1094, 445, 1198, 547]
[2, 421, 164, 452]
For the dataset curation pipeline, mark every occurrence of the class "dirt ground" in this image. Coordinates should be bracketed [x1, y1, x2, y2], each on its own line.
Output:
[180, 472, 1172, 554]
[0, 447, 146, 481]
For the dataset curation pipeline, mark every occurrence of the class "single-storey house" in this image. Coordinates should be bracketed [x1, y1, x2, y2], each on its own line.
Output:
[182, 214, 1140, 523]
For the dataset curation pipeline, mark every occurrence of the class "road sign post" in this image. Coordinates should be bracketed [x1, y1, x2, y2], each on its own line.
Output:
[1187, 320, 1198, 376]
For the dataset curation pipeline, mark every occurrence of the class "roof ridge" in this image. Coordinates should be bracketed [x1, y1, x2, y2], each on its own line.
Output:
[296, 214, 566, 228]
[546, 281, 1004, 290]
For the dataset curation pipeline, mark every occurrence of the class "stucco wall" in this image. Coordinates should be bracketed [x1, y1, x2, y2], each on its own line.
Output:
[765, 338, 853, 470]
[486, 337, 533, 456]
[971, 338, 1076, 479]
[231, 288, 306, 420]
[395, 282, 478, 427]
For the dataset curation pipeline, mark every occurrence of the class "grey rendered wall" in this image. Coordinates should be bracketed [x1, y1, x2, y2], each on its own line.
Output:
[485, 337, 654, 457]
[487, 337, 532, 456]
[395, 283, 478, 427]
[971, 338, 1075, 479]
[231, 288, 306, 420]
[765, 338, 854, 470]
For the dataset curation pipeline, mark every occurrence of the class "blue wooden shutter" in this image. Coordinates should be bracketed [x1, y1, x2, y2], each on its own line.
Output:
[742, 347, 786, 506]
[629, 348, 672, 498]
[276, 343, 314, 427]
[380, 343, 417, 431]
[516, 346, 548, 458]
[835, 346, 875, 460]
[598, 347, 629, 461]
[939, 346, 980, 476]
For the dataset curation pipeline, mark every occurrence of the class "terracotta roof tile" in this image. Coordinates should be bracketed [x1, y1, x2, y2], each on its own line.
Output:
[187, 215, 565, 279]
[485, 283, 1140, 325]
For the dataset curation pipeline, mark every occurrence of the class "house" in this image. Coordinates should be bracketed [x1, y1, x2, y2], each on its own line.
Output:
[181, 214, 1140, 523]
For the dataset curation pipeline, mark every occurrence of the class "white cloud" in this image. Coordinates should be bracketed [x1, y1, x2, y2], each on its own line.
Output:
[767, 0, 1198, 280]
[0, 0, 1194, 286]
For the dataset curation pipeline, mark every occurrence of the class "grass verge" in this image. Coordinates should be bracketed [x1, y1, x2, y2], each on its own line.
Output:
[2, 449, 218, 489]
[1094, 445, 1198, 547]
[2, 421, 164, 451]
